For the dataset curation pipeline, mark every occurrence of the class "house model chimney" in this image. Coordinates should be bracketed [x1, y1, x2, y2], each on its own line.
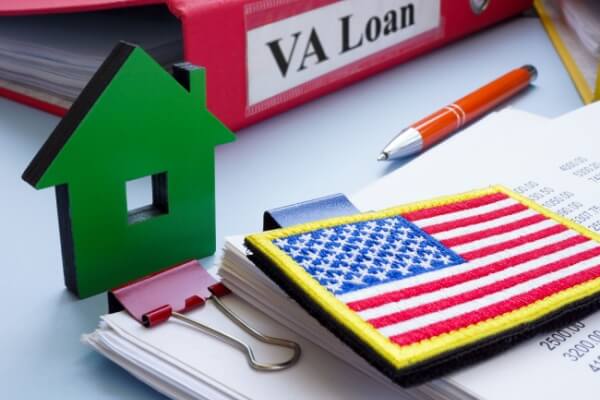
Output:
[173, 63, 206, 107]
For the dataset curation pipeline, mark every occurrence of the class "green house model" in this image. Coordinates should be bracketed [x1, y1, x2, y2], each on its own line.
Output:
[22, 42, 235, 298]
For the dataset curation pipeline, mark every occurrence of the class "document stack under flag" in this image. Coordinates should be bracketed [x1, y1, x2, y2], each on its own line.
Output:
[84, 104, 600, 400]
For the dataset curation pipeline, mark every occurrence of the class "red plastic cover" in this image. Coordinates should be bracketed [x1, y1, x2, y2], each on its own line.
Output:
[1, 0, 533, 129]
[0, 0, 162, 16]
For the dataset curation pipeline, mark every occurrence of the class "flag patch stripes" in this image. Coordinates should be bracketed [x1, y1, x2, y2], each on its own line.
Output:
[245, 186, 600, 381]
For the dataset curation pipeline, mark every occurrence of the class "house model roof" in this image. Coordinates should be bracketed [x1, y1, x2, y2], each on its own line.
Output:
[23, 41, 234, 189]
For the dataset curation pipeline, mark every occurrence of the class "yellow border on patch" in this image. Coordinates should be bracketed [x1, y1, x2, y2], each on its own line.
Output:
[246, 186, 600, 369]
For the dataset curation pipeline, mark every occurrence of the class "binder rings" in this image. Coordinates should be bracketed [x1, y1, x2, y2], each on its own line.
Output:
[1, 0, 533, 130]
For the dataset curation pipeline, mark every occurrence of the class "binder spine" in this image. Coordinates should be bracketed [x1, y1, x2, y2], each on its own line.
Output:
[0, 0, 533, 129]
[179, 0, 533, 129]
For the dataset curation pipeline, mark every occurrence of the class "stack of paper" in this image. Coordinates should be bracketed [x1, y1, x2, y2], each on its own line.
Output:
[562, 0, 600, 58]
[537, 0, 600, 100]
[84, 103, 600, 399]
[0, 6, 182, 108]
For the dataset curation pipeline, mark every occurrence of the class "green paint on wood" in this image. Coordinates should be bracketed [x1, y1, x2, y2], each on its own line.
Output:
[23, 43, 235, 298]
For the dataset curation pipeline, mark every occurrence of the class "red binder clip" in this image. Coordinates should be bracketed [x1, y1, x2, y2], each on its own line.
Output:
[108, 260, 301, 371]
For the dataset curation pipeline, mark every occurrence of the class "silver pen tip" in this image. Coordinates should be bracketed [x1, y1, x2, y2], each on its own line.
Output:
[377, 152, 388, 161]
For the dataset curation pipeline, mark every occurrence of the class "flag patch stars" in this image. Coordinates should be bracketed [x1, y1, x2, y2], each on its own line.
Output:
[273, 216, 464, 295]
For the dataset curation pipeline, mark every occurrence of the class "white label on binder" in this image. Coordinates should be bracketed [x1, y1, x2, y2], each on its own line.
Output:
[246, 0, 440, 106]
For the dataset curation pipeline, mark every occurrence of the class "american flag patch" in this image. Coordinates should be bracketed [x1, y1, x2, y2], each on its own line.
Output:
[245, 186, 600, 385]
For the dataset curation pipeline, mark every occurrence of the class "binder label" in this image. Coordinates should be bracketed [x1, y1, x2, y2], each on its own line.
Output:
[246, 0, 440, 107]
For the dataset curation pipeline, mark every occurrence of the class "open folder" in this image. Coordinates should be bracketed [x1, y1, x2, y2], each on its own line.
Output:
[84, 104, 600, 399]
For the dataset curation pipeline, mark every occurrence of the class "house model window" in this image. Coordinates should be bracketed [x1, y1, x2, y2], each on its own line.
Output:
[126, 172, 168, 224]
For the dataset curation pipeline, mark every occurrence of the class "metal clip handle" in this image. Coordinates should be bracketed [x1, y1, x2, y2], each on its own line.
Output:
[171, 295, 301, 371]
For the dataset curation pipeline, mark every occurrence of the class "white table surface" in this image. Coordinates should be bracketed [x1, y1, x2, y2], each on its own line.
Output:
[0, 16, 583, 399]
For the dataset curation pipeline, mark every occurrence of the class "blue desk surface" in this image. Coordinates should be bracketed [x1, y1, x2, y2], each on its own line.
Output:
[0, 17, 583, 399]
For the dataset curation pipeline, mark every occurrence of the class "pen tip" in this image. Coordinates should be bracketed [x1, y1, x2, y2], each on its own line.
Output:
[377, 152, 388, 162]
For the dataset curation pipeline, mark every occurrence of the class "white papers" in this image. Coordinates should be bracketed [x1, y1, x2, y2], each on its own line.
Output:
[352, 103, 600, 229]
[350, 108, 550, 209]
[537, 0, 599, 92]
[562, 0, 600, 57]
[221, 104, 600, 400]
[84, 290, 412, 400]
[0, 6, 182, 106]
[440, 105, 600, 400]
[84, 102, 600, 400]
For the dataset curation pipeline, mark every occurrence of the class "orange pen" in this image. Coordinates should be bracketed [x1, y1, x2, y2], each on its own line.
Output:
[377, 65, 537, 161]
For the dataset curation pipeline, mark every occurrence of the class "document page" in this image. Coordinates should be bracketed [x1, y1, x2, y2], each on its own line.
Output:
[351, 108, 550, 209]
[0, 7, 182, 101]
[95, 293, 410, 400]
[351, 104, 600, 399]
[447, 119, 600, 400]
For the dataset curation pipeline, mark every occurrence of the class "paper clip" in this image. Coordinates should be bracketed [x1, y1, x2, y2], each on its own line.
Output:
[171, 293, 300, 371]
[108, 260, 301, 371]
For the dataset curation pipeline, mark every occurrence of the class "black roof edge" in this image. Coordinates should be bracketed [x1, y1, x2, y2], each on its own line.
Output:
[22, 41, 137, 186]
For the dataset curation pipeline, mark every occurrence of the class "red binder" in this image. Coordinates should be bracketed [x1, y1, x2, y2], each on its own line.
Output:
[0, 0, 532, 130]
